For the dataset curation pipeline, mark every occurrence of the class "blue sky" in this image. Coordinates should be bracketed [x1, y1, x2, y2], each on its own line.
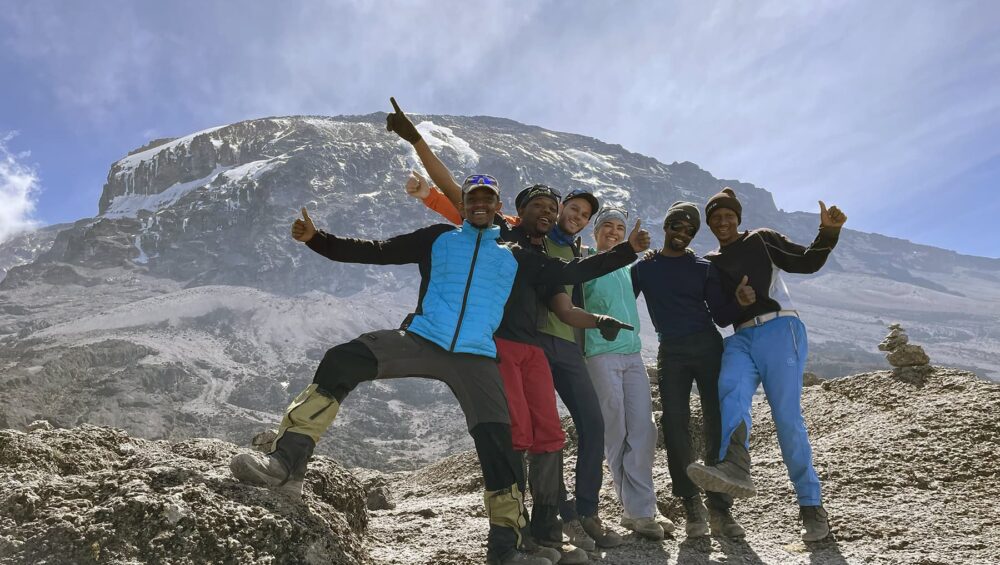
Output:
[1, 1, 998, 257]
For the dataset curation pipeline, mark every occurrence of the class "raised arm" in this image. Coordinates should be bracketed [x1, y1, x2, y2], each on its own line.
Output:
[386, 97, 463, 208]
[762, 201, 846, 274]
[297, 206, 450, 265]
[404, 170, 463, 225]
[423, 186, 464, 225]
[534, 220, 649, 285]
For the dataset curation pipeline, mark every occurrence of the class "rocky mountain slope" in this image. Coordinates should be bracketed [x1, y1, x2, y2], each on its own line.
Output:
[3, 365, 996, 564]
[1, 113, 999, 472]
[364, 366, 1000, 565]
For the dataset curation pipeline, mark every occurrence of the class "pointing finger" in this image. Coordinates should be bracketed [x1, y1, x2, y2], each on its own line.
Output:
[390, 97, 402, 114]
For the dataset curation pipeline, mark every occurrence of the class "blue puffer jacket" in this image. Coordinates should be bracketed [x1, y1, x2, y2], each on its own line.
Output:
[407, 221, 517, 357]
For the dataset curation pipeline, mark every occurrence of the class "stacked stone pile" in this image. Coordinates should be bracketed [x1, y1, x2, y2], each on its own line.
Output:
[878, 323, 932, 384]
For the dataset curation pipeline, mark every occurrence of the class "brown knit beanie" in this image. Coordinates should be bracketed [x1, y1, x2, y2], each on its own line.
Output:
[705, 187, 742, 224]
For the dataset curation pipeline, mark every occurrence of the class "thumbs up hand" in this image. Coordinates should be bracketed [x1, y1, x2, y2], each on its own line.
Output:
[292, 207, 317, 242]
[628, 219, 651, 253]
[405, 170, 431, 199]
[819, 200, 847, 228]
[736, 275, 756, 306]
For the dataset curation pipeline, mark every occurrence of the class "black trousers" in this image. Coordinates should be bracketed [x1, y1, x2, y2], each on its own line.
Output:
[657, 329, 733, 509]
[537, 333, 605, 521]
[313, 335, 524, 557]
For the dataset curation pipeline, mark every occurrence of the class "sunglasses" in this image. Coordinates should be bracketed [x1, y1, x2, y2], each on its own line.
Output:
[462, 174, 500, 191]
[666, 221, 697, 237]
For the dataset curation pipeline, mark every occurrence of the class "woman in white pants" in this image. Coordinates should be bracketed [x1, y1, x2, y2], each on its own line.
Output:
[583, 207, 674, 540]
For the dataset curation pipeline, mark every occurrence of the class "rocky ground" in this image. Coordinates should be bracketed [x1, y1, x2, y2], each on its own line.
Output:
[365, 366, 999, 565]
[0, 425, 372, 564]
[2, 366, 997, 564]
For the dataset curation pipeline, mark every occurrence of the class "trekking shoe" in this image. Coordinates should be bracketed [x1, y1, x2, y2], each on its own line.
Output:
[230, 431, 314, 498]
[623, 516, 664, 540]
[800, 505, 830, 542]
[561, 519, 597, 551]
[686, 461, 757, 498]
[708, 507, 745, 538]
[580, 515, 624, 548]
[534, 540, 588, 564]
[655, 513, 677, 534]
[686, 422, 756, 498]
[487, 549, 554, 565]
[519, 534, 562, 563]
[682, 496, 709, 538]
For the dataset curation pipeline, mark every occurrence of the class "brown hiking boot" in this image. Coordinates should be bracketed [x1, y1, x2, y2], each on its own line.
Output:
[230, 431, 314, 498]
[686, 423, 756, 498]
[800, 505, 831, 542]
[682, 496, 709, 538]
[580, 515, 623, 548]
[708, 506, 745, 538]
[560, 519, 596, 551]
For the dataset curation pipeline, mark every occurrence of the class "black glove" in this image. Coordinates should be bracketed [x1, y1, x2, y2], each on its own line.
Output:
[595, 315, 634, 341]
[386, 97, 422, 144]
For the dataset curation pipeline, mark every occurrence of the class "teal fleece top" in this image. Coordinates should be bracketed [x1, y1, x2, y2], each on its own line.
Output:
[583, 248, 641, 357]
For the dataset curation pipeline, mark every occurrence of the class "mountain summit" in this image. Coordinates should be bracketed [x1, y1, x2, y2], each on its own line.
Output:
[1, 113, 999, 472]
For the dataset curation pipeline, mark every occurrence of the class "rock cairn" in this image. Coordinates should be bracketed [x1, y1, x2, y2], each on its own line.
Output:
[878, 323, 932, 384]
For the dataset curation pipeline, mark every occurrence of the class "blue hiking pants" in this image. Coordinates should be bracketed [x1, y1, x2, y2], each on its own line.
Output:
[717, 315, 822, 506]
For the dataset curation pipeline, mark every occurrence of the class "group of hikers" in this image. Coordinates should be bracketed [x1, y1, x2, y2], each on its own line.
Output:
[229, 98, 848, 565]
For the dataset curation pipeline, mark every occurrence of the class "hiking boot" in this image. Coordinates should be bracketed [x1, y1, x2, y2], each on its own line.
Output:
[230, 430, 314, 498]
[708, 506, 745, 538]
[561, 519, 596, 551]
[655, 513, 677, 534]
[580, 515, 624, 548]
[800, 505, 830, 542]
[686, 422, 756, 498]
[487, 549, 554, 565]
[682, 496, 709, 538]
[519, 533, 562, 563]
[622, 516, 664, 540]
[534, 540, 588, 564]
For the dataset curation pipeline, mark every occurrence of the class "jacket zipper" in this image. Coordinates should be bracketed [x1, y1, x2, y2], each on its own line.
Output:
[450, 228, 484, 351]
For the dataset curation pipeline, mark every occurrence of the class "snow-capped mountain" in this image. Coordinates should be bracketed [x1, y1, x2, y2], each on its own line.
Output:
[2, 112, 999, 470]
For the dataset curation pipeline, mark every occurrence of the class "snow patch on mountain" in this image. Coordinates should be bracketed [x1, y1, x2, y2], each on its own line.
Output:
[415, 121, 479, 167]
[102, 165, 229, 219]
[113, 125, 226, 175]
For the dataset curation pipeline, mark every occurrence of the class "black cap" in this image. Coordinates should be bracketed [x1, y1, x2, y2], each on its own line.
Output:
[515, 184, 562, 210]
[563, 188, 600, 216]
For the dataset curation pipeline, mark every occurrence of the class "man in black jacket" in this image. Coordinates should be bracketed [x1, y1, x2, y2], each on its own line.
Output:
[686, 188, 847, 542]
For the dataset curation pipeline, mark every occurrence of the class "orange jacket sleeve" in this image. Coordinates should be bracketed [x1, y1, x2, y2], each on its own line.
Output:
[421, 186, 522, 227]
[422, 186, 463, 225]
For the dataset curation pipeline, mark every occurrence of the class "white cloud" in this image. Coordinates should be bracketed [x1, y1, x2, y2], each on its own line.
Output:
[2, 1, 998, 254]
[0, 134, 41, 243]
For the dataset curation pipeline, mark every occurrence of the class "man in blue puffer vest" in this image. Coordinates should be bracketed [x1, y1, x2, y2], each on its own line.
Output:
[229, 176, 551, 565]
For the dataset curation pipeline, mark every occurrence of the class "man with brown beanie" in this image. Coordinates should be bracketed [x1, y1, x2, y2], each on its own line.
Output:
[686, 187, 847, 542]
